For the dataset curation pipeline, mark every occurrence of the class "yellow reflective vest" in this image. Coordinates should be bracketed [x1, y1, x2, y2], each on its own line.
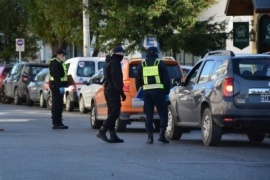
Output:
[49, 58, 67, 82]
[142, 59, 164, 90]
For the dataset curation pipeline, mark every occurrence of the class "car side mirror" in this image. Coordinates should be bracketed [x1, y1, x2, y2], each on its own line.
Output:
[92, 78, 101, 84]
[171, 78, 181, 87]
[83, 80, 88, 85]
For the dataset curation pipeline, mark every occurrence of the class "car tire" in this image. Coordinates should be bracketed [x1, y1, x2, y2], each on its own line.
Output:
[90, 102, 102, 129]
[115, 119, 127, 132]
[79, 96, 88, 114]
[65, 94, 74, 112]
[26, 92, 33, 106]
[0, 88, 12, 104]
[165, 105, 182, 140]
[14, 89, 22, 105]
[46, 94, 52, 110]
[247, 133, 265, 143]
[201, 108, 222, 146]
[39, 92, 46, 108]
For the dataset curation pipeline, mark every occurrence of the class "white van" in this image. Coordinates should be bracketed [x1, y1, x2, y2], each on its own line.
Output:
[64, 57, 106, 111]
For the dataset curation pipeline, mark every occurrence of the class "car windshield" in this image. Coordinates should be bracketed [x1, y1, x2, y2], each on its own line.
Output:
[76, 61, 95, 77]
[233, 58, 270, 80]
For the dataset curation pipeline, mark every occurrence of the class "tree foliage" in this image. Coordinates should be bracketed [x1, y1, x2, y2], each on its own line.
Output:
[0, 0, 39, 63]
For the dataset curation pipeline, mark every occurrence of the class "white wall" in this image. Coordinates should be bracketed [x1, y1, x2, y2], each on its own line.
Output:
[199, 0, 253, 54]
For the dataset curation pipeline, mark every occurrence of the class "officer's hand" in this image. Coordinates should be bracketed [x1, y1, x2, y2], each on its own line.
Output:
[121, 93, 126, 101]
[59, 87, 64, 94]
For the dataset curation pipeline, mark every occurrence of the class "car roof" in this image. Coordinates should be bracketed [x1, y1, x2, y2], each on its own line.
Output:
[65, 57, 106, 63]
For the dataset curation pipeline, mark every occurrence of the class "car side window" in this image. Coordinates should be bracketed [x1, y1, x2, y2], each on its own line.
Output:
[185, 61, 202, 85]
[198, 60, 215, 84]
[10, 64, 23, 76]
[210, 60, 224, 80]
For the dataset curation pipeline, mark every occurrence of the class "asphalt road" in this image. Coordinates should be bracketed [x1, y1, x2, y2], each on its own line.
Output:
[1, 103, 270, 180]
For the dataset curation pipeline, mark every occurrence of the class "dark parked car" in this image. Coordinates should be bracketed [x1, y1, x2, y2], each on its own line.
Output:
[1, 62, 48, 105]
[166, 50, 270, 146]
[26, 68, 51, 108]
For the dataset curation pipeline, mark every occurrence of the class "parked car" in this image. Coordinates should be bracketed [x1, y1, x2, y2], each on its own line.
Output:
[26, 68, 51, 108]
[166, 50, 270, 146]
[1, 63, 48, 105]
[63, 57, 106, 112]
[79, 69, 104, 113]
[0, 64, 14, 103]
[90, 57, 186, 132]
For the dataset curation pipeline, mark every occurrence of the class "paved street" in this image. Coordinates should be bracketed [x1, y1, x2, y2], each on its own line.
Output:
[1, 103, 270, 180]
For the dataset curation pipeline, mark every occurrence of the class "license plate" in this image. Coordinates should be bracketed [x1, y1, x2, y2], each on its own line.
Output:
[261, 94, 270, 102]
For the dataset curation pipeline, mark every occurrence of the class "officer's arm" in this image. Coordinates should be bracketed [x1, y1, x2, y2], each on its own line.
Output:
[135, 64, 142, 91]
[111, 61, 124, 94]
[50, 62, 63, 88]
[160, 62, 171, 95]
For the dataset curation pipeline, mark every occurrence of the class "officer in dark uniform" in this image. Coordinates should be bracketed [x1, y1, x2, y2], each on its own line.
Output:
[49, 48, 68, 129]
[136, 46, 171, 144]
[96, 45, 126, 143]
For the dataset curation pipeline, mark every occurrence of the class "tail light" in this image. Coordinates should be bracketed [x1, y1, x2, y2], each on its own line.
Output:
[123, 83, 130, 92]
[21, 75, 29, 83]
[44, 82, 50, 91]
[222, 77, 234, 97]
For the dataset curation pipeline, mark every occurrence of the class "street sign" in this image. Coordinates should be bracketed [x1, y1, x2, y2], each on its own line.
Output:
[16, 38, 25, 51]
[143, 36, 158, 48]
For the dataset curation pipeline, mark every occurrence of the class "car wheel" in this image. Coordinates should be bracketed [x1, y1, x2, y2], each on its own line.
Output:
[165, 105, 182, 140]
[79, 96, 88, 114]
[0, 88, 12, 104]
[39, 92, 46, 108]
[26, 92, 33, 106]
[65, 94, 75, 112]
[46, 94, 52, 110]
[247, 133, 265, 143]
[14, 89, 22, 105]
[90, 102, 102, 129]
[201, 108, 222, 146]
[115, 119, 127, 132]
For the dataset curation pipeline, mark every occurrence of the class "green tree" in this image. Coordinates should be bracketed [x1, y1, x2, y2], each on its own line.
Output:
[0, 0, 39, 63]
[90, 0, 226, 57]
[25, 0, 84, 54]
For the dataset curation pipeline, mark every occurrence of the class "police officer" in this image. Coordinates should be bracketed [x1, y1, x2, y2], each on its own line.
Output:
[136, 46, 171, 144]
[49, 48, 68, 129]
[96, 45, 126, 143]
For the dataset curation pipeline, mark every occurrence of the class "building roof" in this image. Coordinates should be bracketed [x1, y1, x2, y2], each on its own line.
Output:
[225, 0, 270, 16]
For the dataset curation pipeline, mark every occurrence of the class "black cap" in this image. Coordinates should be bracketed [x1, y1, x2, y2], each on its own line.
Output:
[113, 46, 124, 55]
[147, 46, 159, 54]
[56, 48, 66, 55]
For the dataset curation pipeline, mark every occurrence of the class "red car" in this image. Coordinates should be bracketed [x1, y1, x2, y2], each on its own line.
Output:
[0, 64, 13, 89]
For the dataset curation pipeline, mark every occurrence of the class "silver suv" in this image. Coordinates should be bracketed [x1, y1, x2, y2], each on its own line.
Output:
[166, 50, 270, 146]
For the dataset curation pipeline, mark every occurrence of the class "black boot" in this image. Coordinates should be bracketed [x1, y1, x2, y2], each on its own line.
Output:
[109, 130, 124, 143]
[96, 126, 110, 143]
[146, 132, 153, 144]
[158, 128, 169, 143]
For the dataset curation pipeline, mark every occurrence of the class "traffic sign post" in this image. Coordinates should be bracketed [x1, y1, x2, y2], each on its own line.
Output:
[16, 38, 25, 63]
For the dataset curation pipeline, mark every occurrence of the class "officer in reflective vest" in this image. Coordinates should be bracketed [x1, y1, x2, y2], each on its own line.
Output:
[49, 48, 68, 129]
[136, 46, 171, 144]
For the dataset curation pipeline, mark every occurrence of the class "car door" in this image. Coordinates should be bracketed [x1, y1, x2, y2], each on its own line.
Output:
[176, 62, 203, 124]
[5, 64, 23, 98]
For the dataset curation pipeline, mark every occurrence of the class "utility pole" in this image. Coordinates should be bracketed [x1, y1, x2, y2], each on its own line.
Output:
[83, 0, 90, 57]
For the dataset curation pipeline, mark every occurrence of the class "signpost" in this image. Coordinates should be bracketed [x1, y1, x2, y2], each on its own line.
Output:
[16, 38, 25, 63]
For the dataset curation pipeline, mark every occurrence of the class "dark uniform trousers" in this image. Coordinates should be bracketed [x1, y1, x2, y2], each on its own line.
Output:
[144, 89, 168, 132]
[50, 83, 64, 126]
[103, 89, 121, 131]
